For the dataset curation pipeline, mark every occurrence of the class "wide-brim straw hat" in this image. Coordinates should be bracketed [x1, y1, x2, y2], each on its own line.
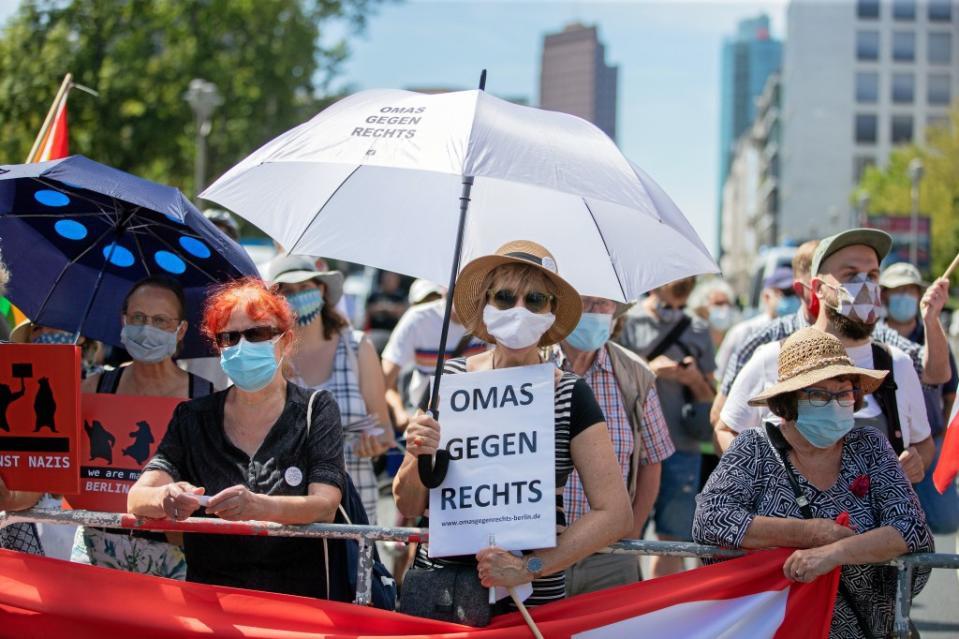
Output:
[748, 327, 888, 406]
[267, 254, 344, 307]
[453, 240, 582, 347]
[10, 319, 35, 344]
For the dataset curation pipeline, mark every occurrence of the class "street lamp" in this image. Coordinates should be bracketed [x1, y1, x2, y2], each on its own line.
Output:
[908, 158, 924, 266]
[857, 191, 871, 227]
[183, 78, 223, 197]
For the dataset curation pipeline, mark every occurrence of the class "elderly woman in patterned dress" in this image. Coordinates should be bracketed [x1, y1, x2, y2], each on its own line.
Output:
[694, 328, 932, 639]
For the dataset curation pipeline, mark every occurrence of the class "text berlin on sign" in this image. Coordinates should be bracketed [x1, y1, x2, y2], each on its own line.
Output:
[429, 363, 556, 558]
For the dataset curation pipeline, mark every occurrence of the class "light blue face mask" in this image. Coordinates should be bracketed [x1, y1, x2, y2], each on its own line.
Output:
[794, 399, 855, 448]
[656, 302, 685, 324]
[565, 312, 613, 351]
[887, 293, 918, 323]
[220, 337, 282, 392]
[31, 331, 74, 345]
[286, 289, 324, 326]
[776, 295, 801, 318]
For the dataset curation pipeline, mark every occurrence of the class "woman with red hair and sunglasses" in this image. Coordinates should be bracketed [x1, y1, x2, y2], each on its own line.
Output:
[128, 278, 348, 599]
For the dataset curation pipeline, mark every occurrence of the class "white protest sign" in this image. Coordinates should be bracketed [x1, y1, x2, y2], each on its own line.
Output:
[428, 363, 556, 558]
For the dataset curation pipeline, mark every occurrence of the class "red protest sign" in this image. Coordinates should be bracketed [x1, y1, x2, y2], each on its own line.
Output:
[0, 344, 81, 493]
[66, 394, 182, 512]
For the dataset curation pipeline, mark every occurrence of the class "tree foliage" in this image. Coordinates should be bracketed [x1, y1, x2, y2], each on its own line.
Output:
[0, 0, 379, 196]
[857, 104, 959, 280]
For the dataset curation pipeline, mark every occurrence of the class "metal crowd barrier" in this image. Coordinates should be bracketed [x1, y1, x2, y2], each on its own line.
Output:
[3, 508, 958, 638]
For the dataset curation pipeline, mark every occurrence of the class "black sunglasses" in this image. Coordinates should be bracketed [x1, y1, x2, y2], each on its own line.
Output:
[215, 326, 283, 348]
[488, 288, 555, 313]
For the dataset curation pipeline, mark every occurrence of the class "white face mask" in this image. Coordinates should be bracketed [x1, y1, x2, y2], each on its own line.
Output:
[482, 304, 556, 349]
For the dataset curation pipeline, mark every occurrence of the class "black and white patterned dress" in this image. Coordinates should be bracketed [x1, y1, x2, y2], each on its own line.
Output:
[693, 426, 932, 639]
[413, 357, 604, 609]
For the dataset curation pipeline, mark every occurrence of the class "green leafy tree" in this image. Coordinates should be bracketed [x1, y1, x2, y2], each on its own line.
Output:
[856, 104, 959, 280]
[0, 0, 379, 196]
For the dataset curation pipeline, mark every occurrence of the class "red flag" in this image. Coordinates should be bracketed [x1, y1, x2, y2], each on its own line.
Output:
[0, 547, 838, 638]
[933, 403, 959, 493]
[34, 94, 69, 162]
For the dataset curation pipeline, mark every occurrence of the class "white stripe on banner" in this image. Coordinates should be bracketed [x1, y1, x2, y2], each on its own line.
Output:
[572, 589, 788, 639]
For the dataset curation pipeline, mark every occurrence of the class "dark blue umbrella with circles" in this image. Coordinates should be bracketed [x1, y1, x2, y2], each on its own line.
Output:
[0, 155, 258, 358]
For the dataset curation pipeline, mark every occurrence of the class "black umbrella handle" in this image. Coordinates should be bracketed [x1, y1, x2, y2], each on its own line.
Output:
[417, 451, 450, 489]
[416, 173, 475, 489]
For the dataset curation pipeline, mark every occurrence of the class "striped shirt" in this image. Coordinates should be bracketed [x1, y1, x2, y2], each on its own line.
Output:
[414, 357, 604, 608]
[719, 312, 925, 395]
[556, 346, 674, 524]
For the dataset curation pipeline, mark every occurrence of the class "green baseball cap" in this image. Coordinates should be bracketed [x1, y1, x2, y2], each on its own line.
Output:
[811, 228, 893, 277]
[879, 262, 928, 289]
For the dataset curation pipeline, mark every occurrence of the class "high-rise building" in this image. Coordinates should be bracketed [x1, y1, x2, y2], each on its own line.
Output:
[539, 23, 618, 140]
[779, 0, 958, 240]
[717, 14, 783, 246]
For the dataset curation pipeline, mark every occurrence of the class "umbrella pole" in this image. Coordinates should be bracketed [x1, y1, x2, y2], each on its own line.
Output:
[417, 175, 474, 488]
[70, 238, 120, 343]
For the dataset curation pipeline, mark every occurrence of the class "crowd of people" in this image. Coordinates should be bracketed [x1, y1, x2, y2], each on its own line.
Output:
[0, 213, 954, 637]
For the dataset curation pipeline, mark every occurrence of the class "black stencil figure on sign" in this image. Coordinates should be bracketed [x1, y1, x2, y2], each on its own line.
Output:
[122, 421, 154, 465]
[84, 420, 116, 464]
[0, 380, 26, 433]
[33, 377, 57, 433]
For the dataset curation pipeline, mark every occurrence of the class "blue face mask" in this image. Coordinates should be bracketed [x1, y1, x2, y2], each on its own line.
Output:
[656, 302, 685, 324]
[776, 294, 801, 318]
[286, 289, 324, 326]
[794, 399, 855, 448]
[220, 337, 282, 392]
[31, 331, 74, 345]
[887, 293, 918, 323]
[566, 313, 613, 351]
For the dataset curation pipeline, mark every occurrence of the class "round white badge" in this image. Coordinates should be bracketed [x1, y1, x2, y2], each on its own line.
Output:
[284, 466, 303, 487]
[540, 256, 557, 273]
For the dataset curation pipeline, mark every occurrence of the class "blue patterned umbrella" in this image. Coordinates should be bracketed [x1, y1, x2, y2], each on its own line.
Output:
[0, 155, 258, 357]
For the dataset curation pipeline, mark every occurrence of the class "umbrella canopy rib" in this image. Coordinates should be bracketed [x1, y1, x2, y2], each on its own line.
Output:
[581, 198, 627, 302]
[142, 228, 220, 283]
[287, 164, 362, 256]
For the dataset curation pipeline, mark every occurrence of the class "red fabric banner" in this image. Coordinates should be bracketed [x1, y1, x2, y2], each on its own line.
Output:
[0, 344, 81, 493]
[933, 403, 959, 493]
[35, 94, 69, 162]
[0, 547, 838, 638]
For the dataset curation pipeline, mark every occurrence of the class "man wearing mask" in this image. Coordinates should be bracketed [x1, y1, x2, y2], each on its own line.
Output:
[881, 262, 958, 533]
[712, 238, 951, 447]
[556, 296, 675, 594]
[617, 276, 716, 577]
[717, 230, 936, 482]
[715, 266, 797, 380]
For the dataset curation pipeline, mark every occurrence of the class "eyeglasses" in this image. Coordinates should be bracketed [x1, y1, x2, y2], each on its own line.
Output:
[582, 297, 616, 313]
[214, 326, 283, 348]
[125, 312, 180, 332]
[798, 387, 859, 408]
[488, 288, 555, 313]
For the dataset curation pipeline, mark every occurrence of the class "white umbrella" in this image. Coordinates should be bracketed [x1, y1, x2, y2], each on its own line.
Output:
[201, 87, 717, 304]
[202, 84, 718, 487]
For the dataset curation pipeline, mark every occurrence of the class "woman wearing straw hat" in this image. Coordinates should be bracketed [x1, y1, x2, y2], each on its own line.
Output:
[694, 328, 932, 638]
[393, 240, 632, 613]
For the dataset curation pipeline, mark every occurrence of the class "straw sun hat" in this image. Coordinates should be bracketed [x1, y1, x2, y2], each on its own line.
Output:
[748, 328, 887, 406]
[453, 240, 582, 347]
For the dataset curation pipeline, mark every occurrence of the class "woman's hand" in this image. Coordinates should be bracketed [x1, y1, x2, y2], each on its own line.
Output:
[802, 518, 856, 547]
[783, 545, 841, 583]
[207, 485, 265, 521]
[406, 411, 441, 457]
[161, 482, 205, 521]
[476, 547, 531, 588]
[355, 432, 389, 458]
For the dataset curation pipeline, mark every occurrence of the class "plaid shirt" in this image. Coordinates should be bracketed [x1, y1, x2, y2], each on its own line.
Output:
[719, 312, 925, 395]
[556, 345, 675, 524]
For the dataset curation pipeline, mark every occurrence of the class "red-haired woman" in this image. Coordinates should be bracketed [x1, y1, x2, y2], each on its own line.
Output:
[128, 278, 348, 598]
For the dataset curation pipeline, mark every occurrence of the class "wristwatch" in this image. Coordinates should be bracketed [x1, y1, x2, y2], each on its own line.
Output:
[524, 554, 544, 579]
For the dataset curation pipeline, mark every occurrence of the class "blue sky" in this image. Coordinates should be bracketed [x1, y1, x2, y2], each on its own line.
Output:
[0, 0, 789, 254]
